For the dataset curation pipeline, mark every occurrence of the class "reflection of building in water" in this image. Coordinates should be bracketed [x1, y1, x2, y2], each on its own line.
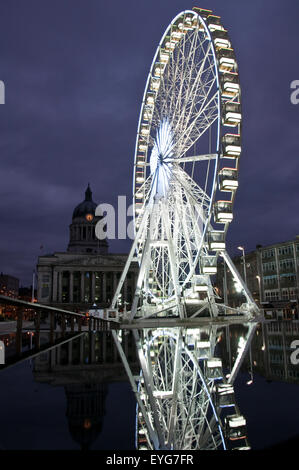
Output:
[36, 184, 138, 310]
[218, 321, 299, 385]
[33, 331, 138, 449]
[65, 382, 107, 450]
[251, 321, 299, 384]
[216, 236, 299, 317]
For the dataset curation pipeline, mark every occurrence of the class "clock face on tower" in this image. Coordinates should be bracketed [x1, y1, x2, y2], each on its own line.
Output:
[85, 213, 94, 222]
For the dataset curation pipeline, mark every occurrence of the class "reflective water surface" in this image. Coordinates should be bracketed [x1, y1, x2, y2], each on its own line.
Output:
[0, 321, 299, 450]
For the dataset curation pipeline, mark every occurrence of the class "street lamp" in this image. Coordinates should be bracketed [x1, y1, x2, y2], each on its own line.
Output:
[238, 246, 247, 285]
[256, 275, 262, 303]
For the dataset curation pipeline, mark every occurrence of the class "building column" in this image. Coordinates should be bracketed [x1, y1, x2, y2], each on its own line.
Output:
[52, 270, 58, 302]
[113, 272, 117, 298]
[58, 272, 62, 303]
[102, 333, 107, 362]
[80, 335, 84, 364]
[81, 271, 85, 303]
[274, 247, 281, 298]
[69, 271, 74, 303]
[91, 333, 96, 363]
[292, 242, 299, 295]
[68, 340, 73, 365]
[102, 273, 106, 303]
[50, 349, 56, 369]
[92, 272, 96, 303]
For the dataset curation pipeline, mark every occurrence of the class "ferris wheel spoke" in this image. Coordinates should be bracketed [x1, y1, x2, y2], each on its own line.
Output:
[161, 28, 199, 122]
[172, 46, 215, 141]
[171, 29, 202, 123]
[175, 197, 195, 270]
[171, 166, 211, 216]
[165, 153, 217, 164]
[178, 365, 198, 448]
[166, 334, 182, 445]
[173, 49, 215, 130]
[174, 89, 219, 158]
[155, 29, 214, 143]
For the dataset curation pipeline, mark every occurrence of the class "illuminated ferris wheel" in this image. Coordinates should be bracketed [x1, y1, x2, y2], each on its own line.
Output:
[110, 7, 261, 452]
[112, 7, 258, 320]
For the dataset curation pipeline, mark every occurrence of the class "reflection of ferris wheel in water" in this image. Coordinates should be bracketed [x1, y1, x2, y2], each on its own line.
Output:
[112, 7, 258, 319]
[135, 328, 227, 450]
[113, 324, 256, 451]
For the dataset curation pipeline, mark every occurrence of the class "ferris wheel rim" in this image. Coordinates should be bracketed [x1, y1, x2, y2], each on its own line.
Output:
[131, 7, 242, 305]
[132, 9, 222, 232]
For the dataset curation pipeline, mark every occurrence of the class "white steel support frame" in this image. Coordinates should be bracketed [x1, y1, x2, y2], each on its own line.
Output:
[227, 322, 258, 385]
[221, 250, 260, 315]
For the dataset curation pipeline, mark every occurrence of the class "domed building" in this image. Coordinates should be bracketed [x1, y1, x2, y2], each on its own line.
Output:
[67, 183, 108, 255]
[36, 185, 138, 310]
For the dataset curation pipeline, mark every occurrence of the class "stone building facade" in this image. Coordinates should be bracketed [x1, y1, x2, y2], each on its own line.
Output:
[37, 185, 138, 311]
[216, 236, 299, 318]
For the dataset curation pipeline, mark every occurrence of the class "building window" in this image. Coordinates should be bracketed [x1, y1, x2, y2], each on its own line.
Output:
[262, 249, 274, 259]
[289, 288, 297, 299]
[280, 273, 296, 286]
[41, 286, 49, 298]
[263, 275, 278, 286]
[265, 290, 280, 301]
[281, 289, 289, 300]
[278, 245, 293, 256]
[279, 259, 295, 271]
[262, 261, 277, 272]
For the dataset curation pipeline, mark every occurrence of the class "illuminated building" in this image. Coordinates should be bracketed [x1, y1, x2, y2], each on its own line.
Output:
[36, 185, 138, 310]
[0, 273, 19, 298]
[216, 236, 299, 319]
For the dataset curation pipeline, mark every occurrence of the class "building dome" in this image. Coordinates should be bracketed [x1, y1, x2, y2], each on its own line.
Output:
[72, 184, 98, 220]
[67, 183, 108, 254]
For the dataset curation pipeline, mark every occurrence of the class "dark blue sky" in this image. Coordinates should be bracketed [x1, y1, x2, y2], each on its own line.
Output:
[0, 0, 298, 285]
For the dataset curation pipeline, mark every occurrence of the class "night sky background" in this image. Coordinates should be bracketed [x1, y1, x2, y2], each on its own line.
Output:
[0, 0, 298, 286]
